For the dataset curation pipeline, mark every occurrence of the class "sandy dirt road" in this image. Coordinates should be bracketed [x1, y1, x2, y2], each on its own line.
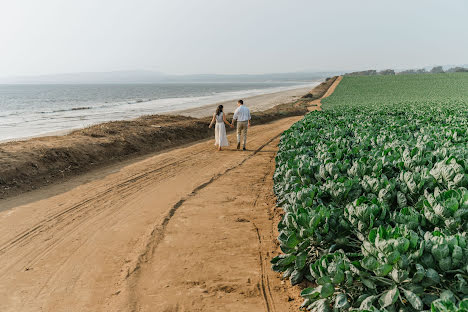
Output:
[0, 116, 303, 312]
[308, 76, 342, 111]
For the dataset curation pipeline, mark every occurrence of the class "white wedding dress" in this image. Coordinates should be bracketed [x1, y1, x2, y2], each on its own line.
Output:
[214, 112, 229, 147]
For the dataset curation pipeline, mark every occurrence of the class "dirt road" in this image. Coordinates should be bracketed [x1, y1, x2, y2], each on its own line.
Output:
[0, 116, 303, 312]
[308, 76, 343, 111]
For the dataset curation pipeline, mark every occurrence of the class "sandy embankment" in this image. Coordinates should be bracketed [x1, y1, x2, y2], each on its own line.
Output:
[0, 77, 342, 311]
[0, 80, 335, 199]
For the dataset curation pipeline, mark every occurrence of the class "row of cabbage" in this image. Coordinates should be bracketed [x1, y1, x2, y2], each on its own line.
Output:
[272, 74, 468, 311]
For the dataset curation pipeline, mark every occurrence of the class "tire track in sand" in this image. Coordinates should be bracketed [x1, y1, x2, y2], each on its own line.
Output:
[123, 133, 282, 283]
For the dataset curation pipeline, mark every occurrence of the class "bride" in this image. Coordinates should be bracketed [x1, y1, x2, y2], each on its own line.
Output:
[209, 105, 233, 151]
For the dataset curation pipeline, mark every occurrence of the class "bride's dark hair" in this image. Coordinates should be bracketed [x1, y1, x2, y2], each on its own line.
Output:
[216, 105, 223, 116]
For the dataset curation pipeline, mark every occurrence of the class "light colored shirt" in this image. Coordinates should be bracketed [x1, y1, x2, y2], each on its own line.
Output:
[232, 105, 251, 122]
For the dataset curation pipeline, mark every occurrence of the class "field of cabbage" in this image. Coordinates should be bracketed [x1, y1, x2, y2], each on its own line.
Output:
[272, 73, 468, 311]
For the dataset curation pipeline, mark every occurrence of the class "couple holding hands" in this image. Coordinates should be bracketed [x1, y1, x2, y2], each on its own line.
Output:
[209, 99, 251, 151]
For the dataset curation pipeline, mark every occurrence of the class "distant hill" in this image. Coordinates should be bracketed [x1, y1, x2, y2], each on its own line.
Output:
[165, 72, 338, 83]
[0, 70, 337, 84]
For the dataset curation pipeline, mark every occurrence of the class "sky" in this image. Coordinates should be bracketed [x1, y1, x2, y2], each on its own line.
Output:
[0, 0, 467, 76]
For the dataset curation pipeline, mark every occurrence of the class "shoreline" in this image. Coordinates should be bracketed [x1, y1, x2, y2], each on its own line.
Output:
[0, 83, 319, 144]
[0, 77, 337, 199]
[171, 85, 317, 118]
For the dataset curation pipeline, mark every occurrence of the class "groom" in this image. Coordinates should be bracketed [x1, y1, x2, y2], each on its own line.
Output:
[232, 99, 251, 150]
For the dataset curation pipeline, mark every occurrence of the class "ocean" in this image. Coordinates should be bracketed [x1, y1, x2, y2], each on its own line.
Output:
[0, 82, 316, 142]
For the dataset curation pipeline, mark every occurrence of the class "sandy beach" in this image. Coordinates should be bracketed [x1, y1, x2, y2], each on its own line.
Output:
[0, 84, 318, 144]
[0, 77, 341, 311]
[173, 85, 317, 118]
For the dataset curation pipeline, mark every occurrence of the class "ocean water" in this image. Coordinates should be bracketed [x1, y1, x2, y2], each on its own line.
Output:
[0, 82, 316, 142]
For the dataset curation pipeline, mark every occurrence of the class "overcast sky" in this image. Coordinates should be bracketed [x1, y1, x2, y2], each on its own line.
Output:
[1, 0, 467, 76]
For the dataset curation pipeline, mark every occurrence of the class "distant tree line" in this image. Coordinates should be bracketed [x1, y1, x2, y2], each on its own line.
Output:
[345, 66, 467, 76]
[446, 67, 468, 73]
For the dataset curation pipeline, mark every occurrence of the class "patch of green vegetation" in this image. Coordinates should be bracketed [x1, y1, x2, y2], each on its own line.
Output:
[272, 73, 468, 311]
